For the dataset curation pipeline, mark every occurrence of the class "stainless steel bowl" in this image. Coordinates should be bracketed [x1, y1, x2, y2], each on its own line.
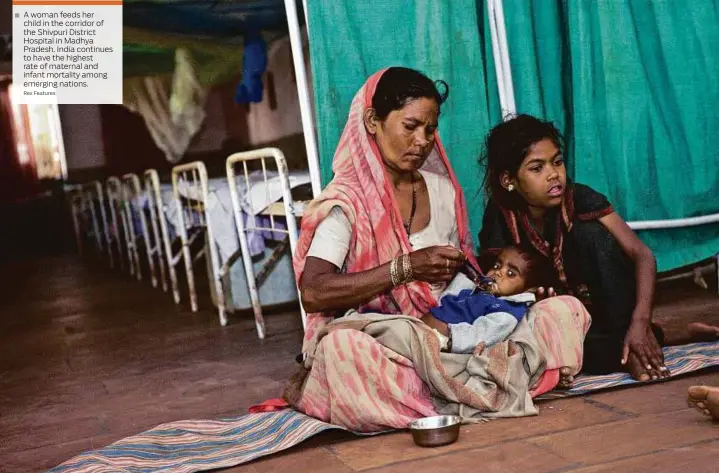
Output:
[407, 415, 461, 447]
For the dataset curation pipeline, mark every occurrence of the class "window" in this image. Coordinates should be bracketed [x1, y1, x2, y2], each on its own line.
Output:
[9, 84, 67, 180]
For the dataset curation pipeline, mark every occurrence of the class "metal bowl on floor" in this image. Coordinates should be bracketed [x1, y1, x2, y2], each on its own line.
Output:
[408, 415, 461, 447]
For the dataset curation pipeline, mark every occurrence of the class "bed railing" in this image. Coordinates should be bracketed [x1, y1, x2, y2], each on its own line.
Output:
[127, 172, 168, 289]
[69, 181, 110, 263]
[106, 177, 129, 273]
[118, 174, 146, 282]
[143, 170, 170, 294]
[89, 180, 114, 268]
[171, 161, 226, 325]
[226, 147, 307, 339]
[66, 185, 86, 257]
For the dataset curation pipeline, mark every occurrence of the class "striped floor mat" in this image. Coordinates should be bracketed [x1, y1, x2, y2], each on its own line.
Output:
[537, 340, 719, 400]
[48, 341, 717, 473]
[48, 410, 356, 473]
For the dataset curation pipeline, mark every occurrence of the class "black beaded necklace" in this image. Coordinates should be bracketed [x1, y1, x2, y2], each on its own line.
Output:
[403, 173, 417, 236]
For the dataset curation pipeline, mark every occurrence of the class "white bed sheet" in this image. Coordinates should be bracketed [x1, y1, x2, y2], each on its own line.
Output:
[155, 171, 310, 263]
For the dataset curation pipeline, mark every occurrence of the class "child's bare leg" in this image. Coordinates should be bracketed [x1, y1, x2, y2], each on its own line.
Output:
[688, 386, 719, 421]
[421, 313, 449, 337]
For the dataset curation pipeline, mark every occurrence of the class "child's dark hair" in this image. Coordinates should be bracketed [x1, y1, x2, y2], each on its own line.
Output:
[372, 67, 449, 120]
[511, 245, 557, 289]
[479, 114, 564, 208]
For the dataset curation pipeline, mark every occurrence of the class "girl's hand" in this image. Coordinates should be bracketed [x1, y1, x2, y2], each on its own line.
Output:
[622, 319, 668, 379]
[532, 287, 557, 300]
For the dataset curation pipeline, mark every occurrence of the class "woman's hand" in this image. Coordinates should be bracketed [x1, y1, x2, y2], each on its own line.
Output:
[410, 245, 465, 284]
[622, 319, 668, 379]
[421, 313, 449, 336]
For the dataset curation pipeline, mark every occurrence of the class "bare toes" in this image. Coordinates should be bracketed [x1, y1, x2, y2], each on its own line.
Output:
[686, 323, 719, 342]
[688, 385, 711, 402]
[627, 353, 651, 382]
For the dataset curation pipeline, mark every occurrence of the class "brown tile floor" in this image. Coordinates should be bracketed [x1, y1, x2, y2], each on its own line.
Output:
[0, 255, 717, 472]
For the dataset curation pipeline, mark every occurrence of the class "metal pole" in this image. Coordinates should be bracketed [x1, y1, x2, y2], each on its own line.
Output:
[627, 213, 719, 230]
[301, 0, 310, 35]
[284, 0, 322, 198]
[487, 0, 516, 118]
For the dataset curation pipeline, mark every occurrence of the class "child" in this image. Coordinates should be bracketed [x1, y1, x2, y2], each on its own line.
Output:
[421, 245, 554, 353]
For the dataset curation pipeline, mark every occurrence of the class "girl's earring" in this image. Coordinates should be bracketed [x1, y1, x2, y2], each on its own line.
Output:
[507, 184, 515, 192]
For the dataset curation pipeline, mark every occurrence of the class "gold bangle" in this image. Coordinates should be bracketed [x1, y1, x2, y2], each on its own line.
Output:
[402, 253, 413, 283]
[390, 257, 400, 286]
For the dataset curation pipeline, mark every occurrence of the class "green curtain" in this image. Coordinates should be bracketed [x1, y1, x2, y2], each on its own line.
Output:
[502, 0, 719, 271]
[306, 0, 502, 242]
[306, 0, 719, 270]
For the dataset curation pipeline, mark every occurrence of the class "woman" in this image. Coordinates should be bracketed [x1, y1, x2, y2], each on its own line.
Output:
[478, 114, 719, 381]
[290, 69, 588, 431]
[296, 67, 474, 341]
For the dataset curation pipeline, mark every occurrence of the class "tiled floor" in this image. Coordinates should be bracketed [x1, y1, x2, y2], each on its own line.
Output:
[1, 255, 717, 472]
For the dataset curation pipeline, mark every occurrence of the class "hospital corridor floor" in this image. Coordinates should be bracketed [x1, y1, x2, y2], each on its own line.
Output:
[0, 254, 717, 472]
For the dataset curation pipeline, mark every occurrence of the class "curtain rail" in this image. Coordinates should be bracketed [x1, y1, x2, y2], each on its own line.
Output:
[628, 213, 719, 230]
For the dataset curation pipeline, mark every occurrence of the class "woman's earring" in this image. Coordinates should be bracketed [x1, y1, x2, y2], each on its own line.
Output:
[507, 184, 515, 192]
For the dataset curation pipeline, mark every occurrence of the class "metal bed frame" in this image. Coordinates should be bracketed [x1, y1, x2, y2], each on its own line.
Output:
[143, 169, 170, 294]
[226, 147, 307, 339]
[105, 176, 129, 274]
[170, 161, 225, 324]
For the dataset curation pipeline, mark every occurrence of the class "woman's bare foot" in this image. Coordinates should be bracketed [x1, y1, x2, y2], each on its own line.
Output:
[687, 385, 719, 421]
[686, 322, 719, 342]
[557, 367, 574, 390]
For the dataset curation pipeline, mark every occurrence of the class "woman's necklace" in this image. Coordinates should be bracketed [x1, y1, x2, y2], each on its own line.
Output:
[403, 173, 417, 236]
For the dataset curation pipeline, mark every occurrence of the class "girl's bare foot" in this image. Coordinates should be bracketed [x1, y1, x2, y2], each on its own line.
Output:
[626, 351, 653, 381]
[657, 320, 719, 346]
[557, 367, 574, 390]
[687, 385, 719, 421]
[686, 322, 719, 342]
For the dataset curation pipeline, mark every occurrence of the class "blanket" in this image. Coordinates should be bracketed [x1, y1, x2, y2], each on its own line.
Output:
[284, 296, 591, 431]
[285, 311, 548, 430]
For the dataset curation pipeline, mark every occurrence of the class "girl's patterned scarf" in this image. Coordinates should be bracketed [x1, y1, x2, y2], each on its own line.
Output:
[496, 182, 614, 296]
[293, 69, 479, 346]
[498, 187, 576, 289]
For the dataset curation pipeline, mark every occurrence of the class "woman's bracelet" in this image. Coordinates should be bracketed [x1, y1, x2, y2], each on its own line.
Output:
[390, 257, 401, 286]
[402, 253, 414, 283]
[390, 254, 414, 287]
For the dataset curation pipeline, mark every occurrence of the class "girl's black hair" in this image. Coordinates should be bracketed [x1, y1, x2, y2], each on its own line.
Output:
[372, 67, 449, 119]
[479, 114, 564, 208]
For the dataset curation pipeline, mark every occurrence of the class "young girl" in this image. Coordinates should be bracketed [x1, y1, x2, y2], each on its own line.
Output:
[477, 114, 719, 381]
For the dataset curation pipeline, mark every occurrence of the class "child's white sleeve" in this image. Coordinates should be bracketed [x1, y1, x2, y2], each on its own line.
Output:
[448, 312, 519, 354]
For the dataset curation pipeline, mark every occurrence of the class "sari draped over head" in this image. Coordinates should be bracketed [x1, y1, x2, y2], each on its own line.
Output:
[293, 69, 479, 346]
